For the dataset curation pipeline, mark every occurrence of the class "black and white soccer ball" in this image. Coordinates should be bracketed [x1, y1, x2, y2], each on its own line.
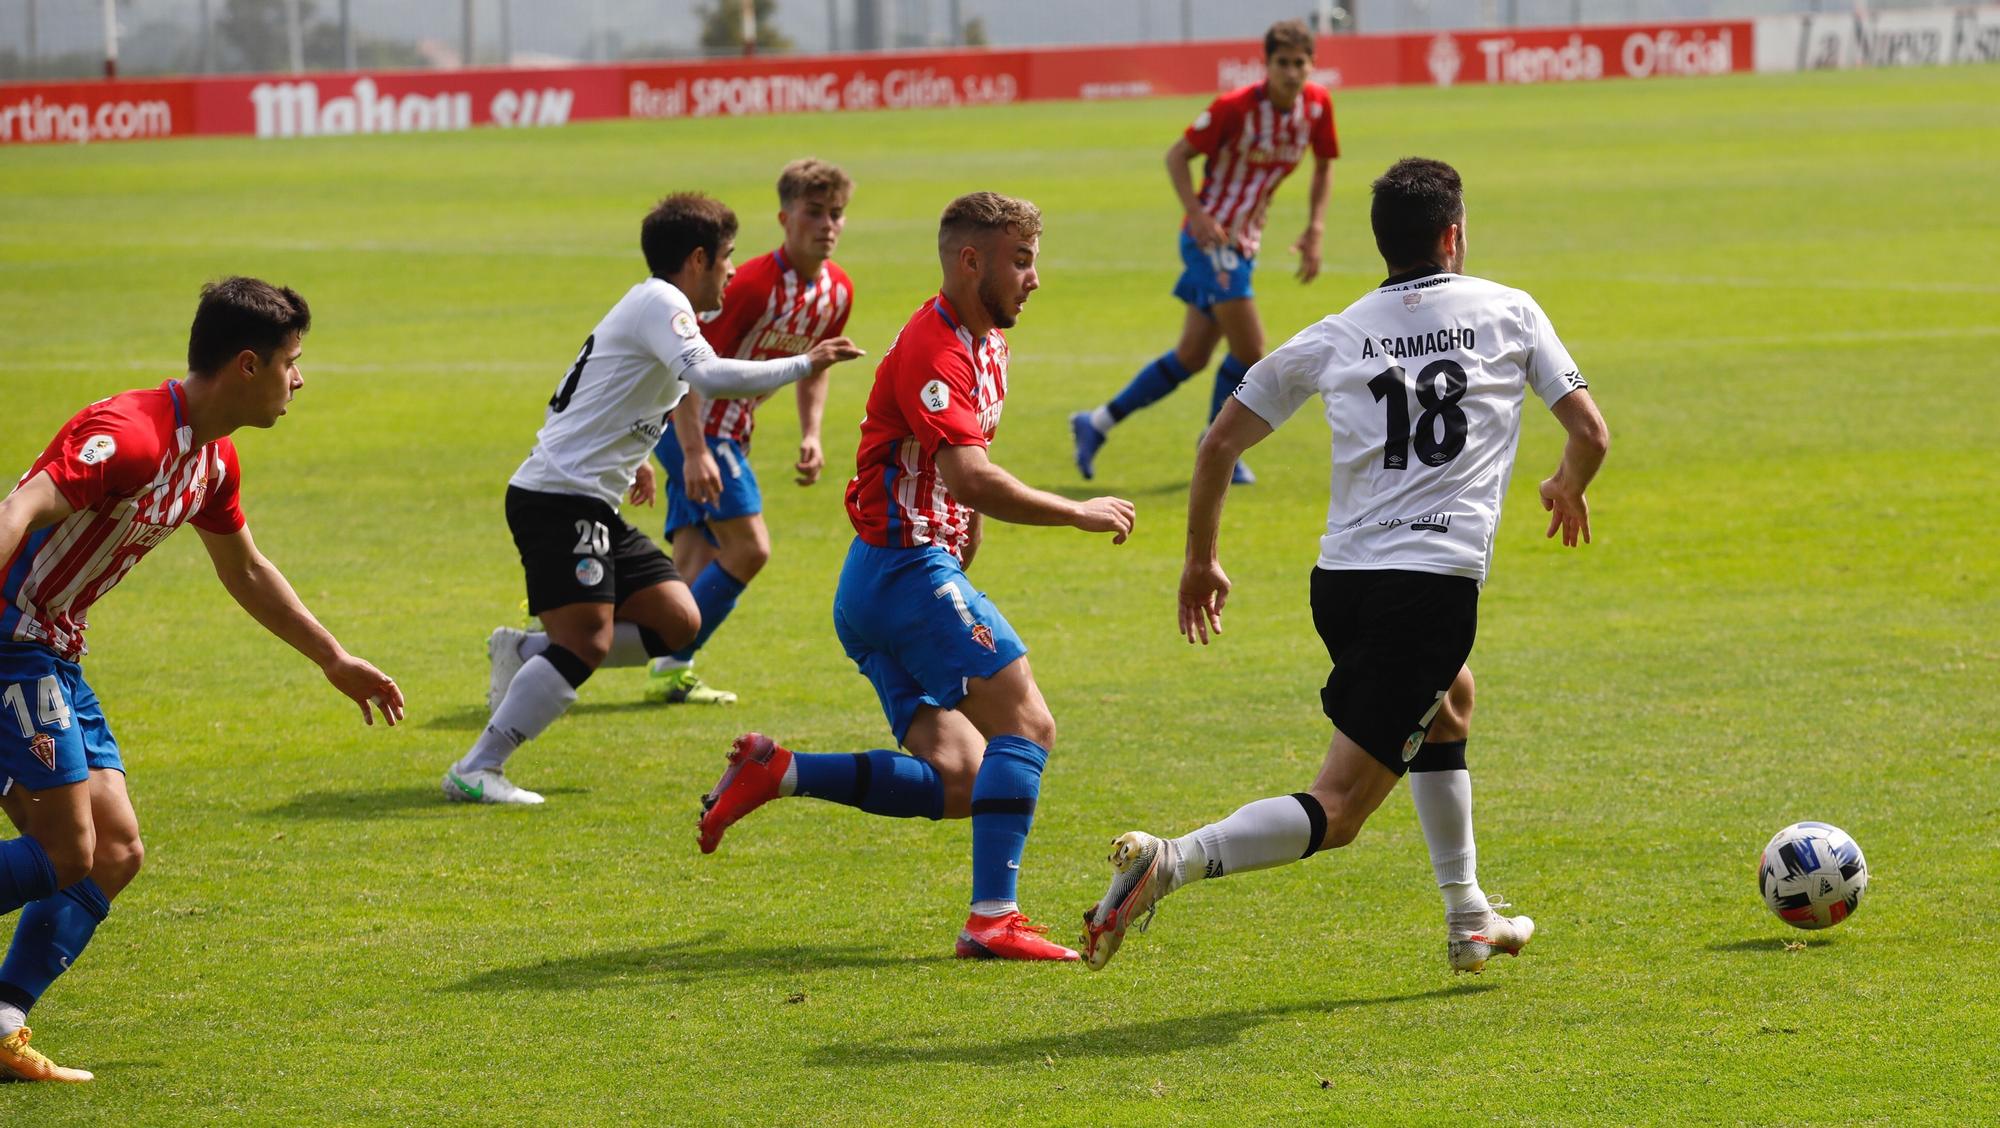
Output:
[1758, 821, 1867, 930]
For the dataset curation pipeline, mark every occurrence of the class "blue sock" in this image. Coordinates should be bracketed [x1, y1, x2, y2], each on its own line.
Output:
[0, 837, 58, 917]
[792, 751, 943, 819]
[1210, 354, 1252, 422]
[670, 561, 748, 662]
[1107, 351, 1196, 422]
[0, 878, 110, 1014]
[969, 735, 1049, 905]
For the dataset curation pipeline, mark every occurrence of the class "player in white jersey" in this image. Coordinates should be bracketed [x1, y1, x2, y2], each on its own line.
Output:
[1079, 158, 1610, 973]
[444, 193, 862, 805]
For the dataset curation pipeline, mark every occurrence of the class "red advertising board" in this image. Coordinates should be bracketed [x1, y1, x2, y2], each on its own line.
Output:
[0, 19, 1756, 146]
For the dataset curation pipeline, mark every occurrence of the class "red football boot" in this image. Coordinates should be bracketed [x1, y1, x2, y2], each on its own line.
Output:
[955, 910, 1081, 961]
[696, 732, 793, 854]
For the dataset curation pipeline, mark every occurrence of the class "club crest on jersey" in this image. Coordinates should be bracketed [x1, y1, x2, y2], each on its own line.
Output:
[76, 434, 117, 466]
[671, 310, 701, 339]
[921, 379, 951, 413]
[970, 624, 996, 652]
[1191, 110, 1211, 131]
[1400, 729, 1425, 763]
[29, 733, 56, 771]
[575, 557, 605, 586]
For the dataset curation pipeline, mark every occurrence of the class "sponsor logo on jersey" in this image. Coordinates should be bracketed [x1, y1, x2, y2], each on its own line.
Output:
[970, 623, 996, 652]
[671, 310, 701, 339]
[1411, 512, 1453, 533]
[77, 434, 117, 466]
[920, 379, 951, 412]
[29, 732, 56, 771]
[753, 328, 816, 356]
[1403, 293, 1423, 310]
[575, 557, 605, 586]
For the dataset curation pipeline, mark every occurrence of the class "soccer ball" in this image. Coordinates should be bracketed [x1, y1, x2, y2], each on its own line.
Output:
[1758, 822, 1867, 930]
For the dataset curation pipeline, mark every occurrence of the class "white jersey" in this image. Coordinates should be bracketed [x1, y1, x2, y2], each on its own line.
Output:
[1233, 270, 1586, 582]
[510, 278, 719, 508]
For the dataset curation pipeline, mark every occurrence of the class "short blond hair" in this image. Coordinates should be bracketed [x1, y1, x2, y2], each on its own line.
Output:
[937, 191, 1042, 261]
[777, 158, 853, 208]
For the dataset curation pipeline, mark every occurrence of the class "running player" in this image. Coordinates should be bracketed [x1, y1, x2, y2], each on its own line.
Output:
[1070, 18, 1337, 485]
[645, 158, 857, 707]
[1079, 158, 1610, 973]
[450, 193, 862, 805]
[0, 278, 404, 1081]
[696, 192, 1136, 961]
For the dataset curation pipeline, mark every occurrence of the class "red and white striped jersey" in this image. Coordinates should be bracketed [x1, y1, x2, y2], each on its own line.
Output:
[696, 249, 854, 444]
[1184, 81, 1339, 257]
[844, 294, 1007, 564]
[3, 381, 246, 661]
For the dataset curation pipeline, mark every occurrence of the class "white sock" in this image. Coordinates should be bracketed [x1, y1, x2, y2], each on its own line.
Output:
[605, 622, 658, 668]
[517, 631, 550, 661]
[1170, 794, 1317, 886]
[969, 899, 1018, 918]
[778, 757, 798, 797]
[1408, 769, 1489, 915]
[0, 1002, 23, 1036]
[1089, 405, 1116, 434]
[455, 655, 578, 775]
[650, 655, 690, 675]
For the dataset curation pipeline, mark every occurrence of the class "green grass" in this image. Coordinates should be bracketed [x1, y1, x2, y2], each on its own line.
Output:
[2, 65, 1998, 1124]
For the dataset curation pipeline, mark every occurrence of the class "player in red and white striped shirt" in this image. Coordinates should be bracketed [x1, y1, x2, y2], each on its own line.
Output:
[645, 159, 857, 706]
[1072, 19, 1339, 484]
[0, 279, 402, 1082]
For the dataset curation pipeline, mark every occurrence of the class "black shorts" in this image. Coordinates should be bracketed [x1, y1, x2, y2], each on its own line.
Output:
[1311, 567, 1479, 776]
[506, 486, 680, 615]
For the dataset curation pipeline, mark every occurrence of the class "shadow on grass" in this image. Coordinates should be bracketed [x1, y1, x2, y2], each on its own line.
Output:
[807, 982, 1497, 1067]
[442, 931, 956, 993]
[422, 705, 495, 732]
[264, 784, 589, 820]
[1706, 937, 1833, 953]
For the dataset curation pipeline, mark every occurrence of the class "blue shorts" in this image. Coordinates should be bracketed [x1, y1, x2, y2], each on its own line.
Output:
[0, 642, 123, 795]
[655, 425, 763, 543]
[832, 539, 1028, 746]
[1172, 228, 1256, 313]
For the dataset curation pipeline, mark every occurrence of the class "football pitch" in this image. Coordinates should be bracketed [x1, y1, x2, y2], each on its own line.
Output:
[2, 63, 1997, 1124]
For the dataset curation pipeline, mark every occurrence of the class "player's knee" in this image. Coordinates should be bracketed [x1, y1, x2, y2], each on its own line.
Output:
[722, 539, 770, 581]
[938, 766, 977, 819]
[92, 834, 143, 887]
[1013, 705, 1056, 752]
[566, 635, 612, 668]
[1308, 791, 1368, 851]
[43, 829, 96, 888]
[1175, 342, 1215, 373]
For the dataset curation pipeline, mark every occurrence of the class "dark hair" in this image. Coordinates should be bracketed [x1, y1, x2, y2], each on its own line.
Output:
[937, 191, 1042, 264]
[777, 158, 853, 208]
[641, 192, 739, 278]
[187, 276, 311, 375]
[1265, 19, 1314, 59]
[1370, 157, 1465, 269]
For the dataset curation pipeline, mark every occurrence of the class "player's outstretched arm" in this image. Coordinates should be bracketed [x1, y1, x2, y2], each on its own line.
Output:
[0, 472, 76, 565]
[197, 525, 405, 726]
[1539, 388, 1610, 548]
[681, 337, 864, 402]
[1181, 399, 1275, 645]
[669, 393, 721, 506]
[934, 444, 1133, 543]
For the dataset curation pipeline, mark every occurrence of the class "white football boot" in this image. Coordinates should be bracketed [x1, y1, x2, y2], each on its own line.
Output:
[1080, 831, 1183, 971]
[486, 626, 529, 713]
[1447, 895, 1535, 973]
[441, 767, 545, 806]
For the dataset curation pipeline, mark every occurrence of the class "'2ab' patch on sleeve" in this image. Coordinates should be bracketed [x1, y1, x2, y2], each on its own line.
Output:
[920, 379, 951, 413]
[77, 434, 117, 466]
[671, 310, 701, 339]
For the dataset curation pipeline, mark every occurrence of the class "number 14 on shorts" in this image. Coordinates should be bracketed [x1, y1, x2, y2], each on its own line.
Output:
[3, 675, 73, 737]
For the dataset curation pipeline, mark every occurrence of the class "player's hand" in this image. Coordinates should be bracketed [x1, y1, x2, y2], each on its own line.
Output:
[683, 447, 723, 506]
[794, 436, 824, 486]
[1292, 228, 1323, 283]
[1179, 559, 1231, 645]
[1540, 474, 1592, 547]
[808, 337, 865, 373]
[1072, 496, 1135, 544]
[323, 653, 404, 726]
[1187, 210, 1228, 251]
[628, 460, 657, 507]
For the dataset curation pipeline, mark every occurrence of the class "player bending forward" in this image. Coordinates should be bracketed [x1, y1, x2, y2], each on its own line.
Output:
[1071, 18, 1337, 486]
[0, 278, 404, 1081]
[645, 159, 858, 706]
[449, 193, 861, 805]
[698, 193, 1136, 961]
[1080, 158, 1610, 973]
